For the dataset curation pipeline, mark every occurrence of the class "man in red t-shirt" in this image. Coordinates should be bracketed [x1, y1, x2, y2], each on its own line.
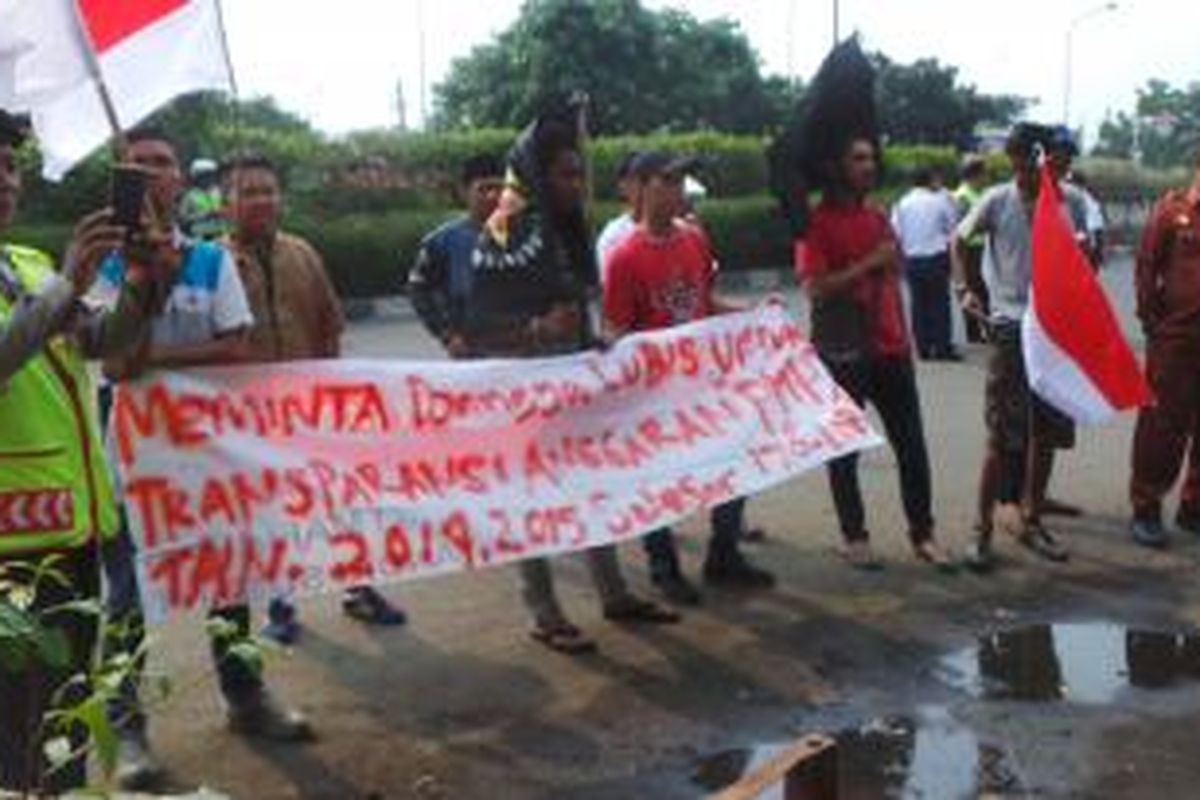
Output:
[797, 136, 953, 571]
[605, 151, 774, 604]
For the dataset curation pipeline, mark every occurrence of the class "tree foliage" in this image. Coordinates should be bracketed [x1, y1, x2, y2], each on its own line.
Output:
[1093, 79, 1200, 168]
[872, 53, 1027, 146]
[431, 0, 795, 134]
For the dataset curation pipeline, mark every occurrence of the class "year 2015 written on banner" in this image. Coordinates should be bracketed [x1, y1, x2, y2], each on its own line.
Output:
[112, 304, 881, 621]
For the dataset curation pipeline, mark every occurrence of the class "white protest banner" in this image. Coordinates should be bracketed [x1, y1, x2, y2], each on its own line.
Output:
[112, 304, 881, 621]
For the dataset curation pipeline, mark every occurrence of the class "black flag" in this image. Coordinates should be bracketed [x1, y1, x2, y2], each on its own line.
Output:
[768, 36, 879, 237]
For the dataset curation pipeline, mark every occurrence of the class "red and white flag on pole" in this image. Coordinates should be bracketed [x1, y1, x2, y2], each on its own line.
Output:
[1022, 163, 1152, 424]
[0, 0, 232, 179]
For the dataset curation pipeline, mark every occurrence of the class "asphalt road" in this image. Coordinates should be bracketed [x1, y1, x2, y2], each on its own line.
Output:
[129, 255, 1200, 799]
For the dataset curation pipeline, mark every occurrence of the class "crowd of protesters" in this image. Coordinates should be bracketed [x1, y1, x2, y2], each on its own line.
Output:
[1, 99, 1199, 794]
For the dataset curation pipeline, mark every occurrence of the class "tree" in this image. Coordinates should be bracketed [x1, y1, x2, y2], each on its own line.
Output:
[431, 0, 790, 134]
[1092, 80, 1200, 168]
[1093, 111, 1135, 160]
[872, 53, 1027, 147]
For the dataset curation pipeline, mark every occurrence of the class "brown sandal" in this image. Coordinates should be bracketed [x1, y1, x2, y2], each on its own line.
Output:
[529, 623, 596, 654]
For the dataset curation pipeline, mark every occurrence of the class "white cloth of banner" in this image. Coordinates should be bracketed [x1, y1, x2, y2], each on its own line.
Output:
[112, 304, 882, 622]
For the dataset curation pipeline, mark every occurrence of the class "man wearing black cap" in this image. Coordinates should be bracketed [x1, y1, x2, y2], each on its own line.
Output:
[0, 110, 155, 793]
[604, 151, 775, 602]
[952, 123, 1090, 569]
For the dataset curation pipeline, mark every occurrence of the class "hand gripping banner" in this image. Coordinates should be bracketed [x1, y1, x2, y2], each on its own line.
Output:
[112, 304, 881, 621]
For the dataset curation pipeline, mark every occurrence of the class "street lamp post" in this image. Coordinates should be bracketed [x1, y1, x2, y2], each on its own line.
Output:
[1063, 2, 1118, 125]
[417, 0, 428, 129]
[832, 0, 840, 46]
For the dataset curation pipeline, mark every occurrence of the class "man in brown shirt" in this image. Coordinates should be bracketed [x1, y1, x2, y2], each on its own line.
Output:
[1130, 146, 1200, 547]
[222, 154, 407, 638]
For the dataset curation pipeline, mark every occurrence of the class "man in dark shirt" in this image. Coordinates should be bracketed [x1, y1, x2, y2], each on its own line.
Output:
[1129, 146, 1200, 547]
[470, 115, 678, 654]
[799, 136, 952, 571]
[409, 154, 504, 356]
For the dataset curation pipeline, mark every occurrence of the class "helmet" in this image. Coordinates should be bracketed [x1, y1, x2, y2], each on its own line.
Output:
[189, 158, 218, 178]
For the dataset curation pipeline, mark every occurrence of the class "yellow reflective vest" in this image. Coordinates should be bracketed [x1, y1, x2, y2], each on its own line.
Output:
[0, 244, 118, 556]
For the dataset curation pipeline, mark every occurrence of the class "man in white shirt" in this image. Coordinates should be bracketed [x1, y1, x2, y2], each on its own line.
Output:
[594, 152, 641, 284]
[892, 168, 960, 360]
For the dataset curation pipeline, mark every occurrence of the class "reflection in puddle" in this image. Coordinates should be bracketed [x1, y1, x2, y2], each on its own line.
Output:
[693, 707, 1019, 799]
[940, 623, 1200, 704]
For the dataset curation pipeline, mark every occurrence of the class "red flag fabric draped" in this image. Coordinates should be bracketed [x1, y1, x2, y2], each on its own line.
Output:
[1022, 163, 1152, 423]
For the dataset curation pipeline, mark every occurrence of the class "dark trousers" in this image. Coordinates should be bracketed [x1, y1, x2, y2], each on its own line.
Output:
[905, 253, 953, 358]
[643, 498, 746, 580]
[823, 357, 934, 543]
[1182, 435, 1200, 517]
[0, 546, 99, 793]
[1131, 335, 1200, 519]
[961, 244, 990, 343]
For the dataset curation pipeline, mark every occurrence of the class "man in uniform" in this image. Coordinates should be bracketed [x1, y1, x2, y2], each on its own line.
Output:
[1129, 147, 1200, 547]
[0, 110, 153, 792]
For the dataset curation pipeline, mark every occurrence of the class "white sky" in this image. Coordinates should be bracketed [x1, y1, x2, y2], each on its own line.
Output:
[221, 0, 1198, 140]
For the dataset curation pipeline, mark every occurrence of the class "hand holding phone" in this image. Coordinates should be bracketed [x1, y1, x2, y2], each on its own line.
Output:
[110, 163, 149, 236]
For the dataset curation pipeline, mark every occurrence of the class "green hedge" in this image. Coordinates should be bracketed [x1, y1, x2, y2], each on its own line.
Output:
[297, 194, 792, 298]
[321, 129, 978, 207]
[6, 194, 814, 299]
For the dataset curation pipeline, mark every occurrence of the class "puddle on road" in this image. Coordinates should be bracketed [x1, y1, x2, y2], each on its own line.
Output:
[939, 623, 1200, 704]
[693, 706, 1020, 799]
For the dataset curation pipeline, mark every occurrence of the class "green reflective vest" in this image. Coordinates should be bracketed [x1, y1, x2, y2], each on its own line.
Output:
[0, 244, 118, 556]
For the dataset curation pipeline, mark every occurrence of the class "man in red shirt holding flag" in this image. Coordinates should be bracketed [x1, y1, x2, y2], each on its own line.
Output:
[1129, 147, 1200, 547]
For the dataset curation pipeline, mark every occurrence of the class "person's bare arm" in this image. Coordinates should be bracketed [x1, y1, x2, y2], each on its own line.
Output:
[146, 327, 250, 369]
[951, 192, 991, 317]
[806, 241, 896, 300]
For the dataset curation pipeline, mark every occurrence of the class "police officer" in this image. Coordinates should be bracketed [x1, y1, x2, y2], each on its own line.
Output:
[0, 110, 155, 792]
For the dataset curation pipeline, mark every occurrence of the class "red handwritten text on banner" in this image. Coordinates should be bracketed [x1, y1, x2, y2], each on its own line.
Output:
[113, 305, 881, 620]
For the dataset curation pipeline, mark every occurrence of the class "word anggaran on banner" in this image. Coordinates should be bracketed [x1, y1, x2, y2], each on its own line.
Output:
[112, 304, 881, 621]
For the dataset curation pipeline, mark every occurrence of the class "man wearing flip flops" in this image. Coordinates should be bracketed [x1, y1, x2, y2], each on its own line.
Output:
[952, 123, 1091, 570]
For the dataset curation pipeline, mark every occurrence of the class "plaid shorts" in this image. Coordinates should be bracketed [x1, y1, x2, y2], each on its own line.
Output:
[985, 322, 1075, 453]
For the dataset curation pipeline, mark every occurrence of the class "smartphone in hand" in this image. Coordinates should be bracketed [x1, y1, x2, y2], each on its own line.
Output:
[110, 163, 149, 236]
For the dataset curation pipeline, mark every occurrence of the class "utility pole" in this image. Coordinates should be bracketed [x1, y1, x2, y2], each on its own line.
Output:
[417, 0, 428, 128]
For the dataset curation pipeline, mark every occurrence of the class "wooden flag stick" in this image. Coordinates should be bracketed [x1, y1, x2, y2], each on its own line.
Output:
[67, 0, 126, 150]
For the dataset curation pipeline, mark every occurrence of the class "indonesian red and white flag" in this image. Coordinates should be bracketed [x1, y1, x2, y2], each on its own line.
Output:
[1022, 163, 1152, 424]
[0, 0, 232, 179]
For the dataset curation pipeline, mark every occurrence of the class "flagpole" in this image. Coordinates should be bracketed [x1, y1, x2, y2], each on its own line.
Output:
[212, 0, 240, 101]
[67, 0, 125, 147]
